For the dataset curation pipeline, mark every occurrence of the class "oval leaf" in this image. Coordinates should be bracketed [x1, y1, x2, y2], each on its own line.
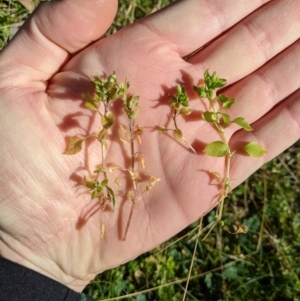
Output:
[64, 136, 84, 155]
[244, 142, 267, 157]
[202, 111, 217, 123]
[172, 129, 183, 141]
[220, 113, 231, 125]
[233, 117, 253, 131]
[217, 94, 229, 103]
[204, 141, 229, 157]
[180, 107, 192, 116]
[83, 176, 96, 189]
[101, 113, 114, 129]
[98, 129, 108, 141]
[157, 125, 168, 134]
[84, 92, 98, 110]
[129, 107, 139, 119]
[222, 99, 236, 109]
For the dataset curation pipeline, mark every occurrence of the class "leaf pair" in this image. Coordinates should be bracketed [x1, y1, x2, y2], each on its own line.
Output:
[194, 70, 227, 99]
[123, 95, 140, 120]
[169, 85, 189, 109]
[83, 176, 116, 208]
[204, 141, 267, 158]
[64, 136, 85, 155]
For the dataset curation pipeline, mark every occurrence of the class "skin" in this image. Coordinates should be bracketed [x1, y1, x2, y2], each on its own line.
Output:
[0, 0, 299, 293]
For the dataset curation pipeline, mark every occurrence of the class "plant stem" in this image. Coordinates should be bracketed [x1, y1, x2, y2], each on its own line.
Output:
[123, 202, 135, 241]
[123, 118, 137, 240]
[172, 109, 196, 153]
[99, 100, 111, 207]
[172, 109, 179, 130]
[182, 218, 203, 301]
[129, 118, 137, 190]
[203, 96, 232, 240]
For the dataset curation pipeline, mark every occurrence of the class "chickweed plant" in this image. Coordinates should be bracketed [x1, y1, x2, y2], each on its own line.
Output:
[157, 85, 196, 153]
[158, 70, 266, 300]
[64, 73, 160, 240]
[160, 70, 266, 235]
[65, 69, 266, 300]
[117, 78, 160, 240]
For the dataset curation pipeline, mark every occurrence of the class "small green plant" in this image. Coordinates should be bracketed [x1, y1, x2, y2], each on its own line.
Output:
[64, 73, 119, 211]
[193, 70, 266, 234]
[64, 73, 120, 237]
[157, 85, 195, 153]
[118, 79, 160, 240]
[64, 72, 160, 239]
[159, 70, 266, 235]
[158, 70, 267, 301]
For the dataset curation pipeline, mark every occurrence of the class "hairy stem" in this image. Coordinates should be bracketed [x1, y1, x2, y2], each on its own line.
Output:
[172, 109, 179, 130]
[173, 109, 196, 153]
[123, 118, 137, 240]
[123, 202, 135, 241]
[202, 97, 232, 241]
[129, 118, 137, 190]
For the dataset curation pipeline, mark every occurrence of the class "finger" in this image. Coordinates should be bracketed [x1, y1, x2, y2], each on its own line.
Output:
[142, 0, 271, 57]
[230, 89, 300, 187]
[0, 0, 118, 84]
[221, 38, 300, 134]
[188, 0, 300, 82]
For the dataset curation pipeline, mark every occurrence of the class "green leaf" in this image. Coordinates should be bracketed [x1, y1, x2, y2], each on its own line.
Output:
[93, 165, 105, 174]
[218, 94, 236, 109]
[127, 95, 139, 109]
[171, 102, 180, 109]
[118, 82, 129, 101]
[203, 70, 227, 89]
[101, 179, 108, 186]
[217, 94, 228, 103]
[91, 189, 98, 200]
[83, 176, 96, 189]
[104, 185, 116, 209]
[193, 85, 207, 98]
[84, 92, 98, 110]
[108, 88, 118, 101]
[176, 85, 183, 95]
[222, 99, 236, 109]
[202, 111, 218, 123]
[101, 113, 114, 129]
[64, 136, 85, 155]
[215, 78, 227, 88]
[204, 141, 229, 157]
[157, 125, 168, 134]
[129, 107, 140, 119]
[168, 95, 177, 102]
[232, 117, 253, 131]
[180, 107, 192, 116]
[220, 113, 231, 125]
[107, 72, 117, 85]
[98, 129, 108, 141]
[207, 89, 213, 99]
[211, 72, 217, 84]
[244, 142, 267, 157]
[172, 129, 183, 141]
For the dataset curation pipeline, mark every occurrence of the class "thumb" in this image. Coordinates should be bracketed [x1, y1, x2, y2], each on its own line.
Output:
[0, 0, 118, 85]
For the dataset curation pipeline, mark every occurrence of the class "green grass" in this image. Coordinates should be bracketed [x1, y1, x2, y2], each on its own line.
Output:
[1, 1, 299, 300]
[85, 143, 300, 301]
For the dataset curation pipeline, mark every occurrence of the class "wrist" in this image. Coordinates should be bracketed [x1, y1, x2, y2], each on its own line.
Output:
[0, 236, 92, 292]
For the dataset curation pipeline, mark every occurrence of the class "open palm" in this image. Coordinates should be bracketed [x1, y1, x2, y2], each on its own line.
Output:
[1, 0, 299, 292]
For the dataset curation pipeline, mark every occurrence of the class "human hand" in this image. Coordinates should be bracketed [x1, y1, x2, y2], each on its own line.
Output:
[1, 0, 299, 293]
